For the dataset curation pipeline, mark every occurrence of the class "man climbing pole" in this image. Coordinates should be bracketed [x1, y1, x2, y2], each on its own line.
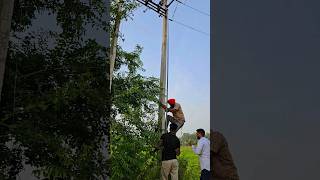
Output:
[161, 98, 185, 132]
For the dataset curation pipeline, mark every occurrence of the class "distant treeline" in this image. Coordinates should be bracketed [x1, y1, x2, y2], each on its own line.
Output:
[179, 132, 210, 146]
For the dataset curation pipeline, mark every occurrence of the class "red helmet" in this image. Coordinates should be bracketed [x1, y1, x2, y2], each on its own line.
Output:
[167, 98, 176, 105]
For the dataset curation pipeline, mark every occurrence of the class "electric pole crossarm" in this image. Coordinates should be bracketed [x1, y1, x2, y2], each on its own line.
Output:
[136, 0, 167, 16]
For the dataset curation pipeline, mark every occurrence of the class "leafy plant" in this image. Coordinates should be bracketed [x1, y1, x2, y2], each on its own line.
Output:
[1, 0, 110, 178]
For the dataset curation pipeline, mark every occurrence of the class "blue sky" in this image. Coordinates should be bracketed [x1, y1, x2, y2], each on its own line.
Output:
[119, 0, 210, 135]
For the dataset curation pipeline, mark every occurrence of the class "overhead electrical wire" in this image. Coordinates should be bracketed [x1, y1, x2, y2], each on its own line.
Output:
[175, 0, 210, 17]
[168, 18, 210, 36]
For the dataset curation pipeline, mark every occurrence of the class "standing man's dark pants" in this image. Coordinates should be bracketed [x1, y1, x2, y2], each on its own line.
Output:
[200, 169, 211, 180]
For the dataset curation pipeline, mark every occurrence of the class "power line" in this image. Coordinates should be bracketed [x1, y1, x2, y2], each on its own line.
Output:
[169, 0, 209, 36]
[171, 1, 179, 18]
[168, 18, 210, 36]
[171, 0, 187, 18]
[175, 0, 210, 17]
[136, 0, 209, 36]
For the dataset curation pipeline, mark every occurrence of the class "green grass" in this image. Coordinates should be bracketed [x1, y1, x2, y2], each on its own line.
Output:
[178, 146, 201, 180]
[141, 146, 201, 180]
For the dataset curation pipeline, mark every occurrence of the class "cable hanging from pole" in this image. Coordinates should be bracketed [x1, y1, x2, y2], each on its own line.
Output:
[171, 0, 187, 18]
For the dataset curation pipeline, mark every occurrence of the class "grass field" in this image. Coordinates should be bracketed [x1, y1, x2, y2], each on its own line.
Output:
[178, 146, 201, 180]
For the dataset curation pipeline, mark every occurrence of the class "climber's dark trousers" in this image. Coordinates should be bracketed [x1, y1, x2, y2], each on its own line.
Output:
[200, 169, 211, 180]
[166, 115, 184, 131]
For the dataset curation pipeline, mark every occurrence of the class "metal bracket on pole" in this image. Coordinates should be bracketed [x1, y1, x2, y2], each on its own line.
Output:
[136, 0, 168, 17]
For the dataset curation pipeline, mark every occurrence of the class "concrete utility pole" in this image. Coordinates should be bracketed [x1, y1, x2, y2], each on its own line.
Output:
[0, 0, 15, 103]
[136, 0, 173, 133]
[159, 0, 168, 134]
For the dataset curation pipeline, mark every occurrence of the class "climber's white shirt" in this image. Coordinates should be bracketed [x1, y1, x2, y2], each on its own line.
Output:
[192, 136, 210, 171]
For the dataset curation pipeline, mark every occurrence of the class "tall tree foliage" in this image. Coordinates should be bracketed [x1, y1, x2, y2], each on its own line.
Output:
[109, 0, 138, 89]
[109, 1, 162, 179]
[110, 45, 160, 179]
[1, 0, 109, 179]
[1, 0, 162, 178]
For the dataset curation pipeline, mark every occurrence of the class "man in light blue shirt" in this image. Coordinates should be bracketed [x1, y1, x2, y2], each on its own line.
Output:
[192, 129, 211, 180]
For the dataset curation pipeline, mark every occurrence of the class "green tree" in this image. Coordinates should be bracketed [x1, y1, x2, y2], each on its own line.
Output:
[1, 0, 110, 179]
[180, 132, 210, 146]
[108, 1, 164, 179]
[110, 45, 161, 179]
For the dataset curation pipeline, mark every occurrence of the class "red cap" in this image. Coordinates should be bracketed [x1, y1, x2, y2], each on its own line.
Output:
[167, 98, 176, 105]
